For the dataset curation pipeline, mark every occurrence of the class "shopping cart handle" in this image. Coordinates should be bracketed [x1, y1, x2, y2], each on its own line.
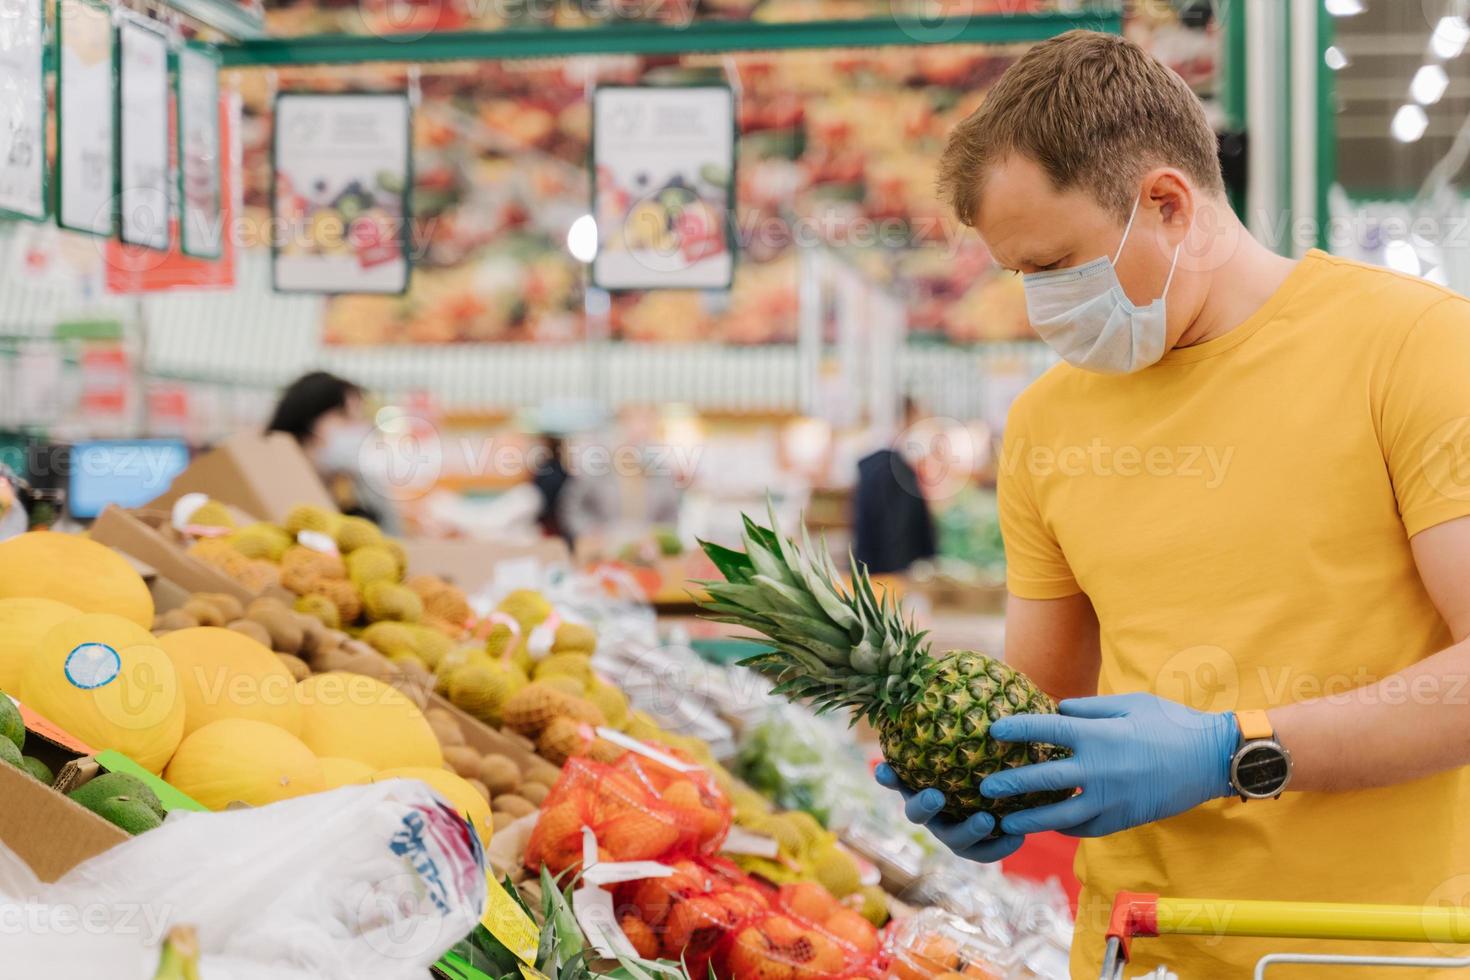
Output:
[1106, 891, 1160, 962]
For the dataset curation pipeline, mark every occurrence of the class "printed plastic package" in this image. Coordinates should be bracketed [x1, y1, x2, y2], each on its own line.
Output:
[0, 781, 487, 979]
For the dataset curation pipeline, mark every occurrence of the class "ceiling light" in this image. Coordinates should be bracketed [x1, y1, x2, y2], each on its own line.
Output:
[1324, 46, 1350, 70]
[1384, 240, 1421, 276]
[1325, 0, 1363, 13]
[1392, 103, 1429, 142]
[1413, 64, 1450, 104]
[1431, 16, 1470, 59]
[566, 214, 598, 264]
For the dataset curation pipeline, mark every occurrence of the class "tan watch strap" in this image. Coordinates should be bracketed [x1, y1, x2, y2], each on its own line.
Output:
[1235, 709, 1273, 742]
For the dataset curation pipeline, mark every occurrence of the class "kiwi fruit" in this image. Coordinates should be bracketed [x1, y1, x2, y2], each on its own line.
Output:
[477, 754, 521, 796]
[194, 592, 244, 623]
[493, 794, 536, 819]
[225, 619, 273, 648]
[276, 653, 311, 683]
[154, 609, 198, 632]
[443, 745, 482, 779]
[181, 599, 225, 628]
[249, 607, 303, 654]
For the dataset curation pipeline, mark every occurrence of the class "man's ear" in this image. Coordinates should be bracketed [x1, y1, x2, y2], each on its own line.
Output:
[1140, 168, 1194, 242]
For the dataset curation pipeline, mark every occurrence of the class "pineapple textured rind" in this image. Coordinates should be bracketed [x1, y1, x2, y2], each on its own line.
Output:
[696, 505, 1071, 822]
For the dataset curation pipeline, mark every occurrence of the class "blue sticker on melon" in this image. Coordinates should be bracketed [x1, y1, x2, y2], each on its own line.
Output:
[65, 643, 122, 690]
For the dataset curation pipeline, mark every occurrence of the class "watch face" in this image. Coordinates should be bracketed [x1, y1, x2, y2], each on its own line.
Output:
[1236, 743, 1290, 797]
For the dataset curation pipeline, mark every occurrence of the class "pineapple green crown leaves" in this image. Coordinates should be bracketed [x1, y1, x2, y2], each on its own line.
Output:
[695, 502, 937, 726]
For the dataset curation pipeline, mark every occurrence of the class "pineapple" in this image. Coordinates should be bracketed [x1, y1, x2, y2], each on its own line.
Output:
[697, 507, 1069, 821]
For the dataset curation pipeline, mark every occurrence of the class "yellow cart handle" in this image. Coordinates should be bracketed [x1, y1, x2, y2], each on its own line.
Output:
[1104, 891, 1470, 968]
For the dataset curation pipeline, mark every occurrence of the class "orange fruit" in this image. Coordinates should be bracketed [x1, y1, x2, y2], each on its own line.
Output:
[620, 915, 660, 959]
[662, 896, 726, 959]
[784, 882, 840, 923]
[799, 933, 847, 977]
[717, 889, 768, 923]
[822, 908, 879, 956]
[600, 808, 681, 861]
[762, 914, 806, 948]
[729, 927, 796, 980]
[630, 877, 678, 927]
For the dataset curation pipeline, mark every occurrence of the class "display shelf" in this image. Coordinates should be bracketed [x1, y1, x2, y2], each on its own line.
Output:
[165, 0, 265, 40]
[218, 10, 1123, 68]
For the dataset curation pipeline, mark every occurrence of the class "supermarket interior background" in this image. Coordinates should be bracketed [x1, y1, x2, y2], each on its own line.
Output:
[3, 0, 1470, 977]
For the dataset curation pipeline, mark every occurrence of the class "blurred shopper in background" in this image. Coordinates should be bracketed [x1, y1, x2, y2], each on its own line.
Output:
[852, 397, 937, 575]
[266, 371, 401, 534]
[559, 406, 681, 550]
[530, 432, 572, 545]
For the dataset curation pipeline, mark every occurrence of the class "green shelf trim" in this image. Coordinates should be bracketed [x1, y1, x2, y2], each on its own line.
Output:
[165, 0, 265, 39]
[218, 10, 1122, 68]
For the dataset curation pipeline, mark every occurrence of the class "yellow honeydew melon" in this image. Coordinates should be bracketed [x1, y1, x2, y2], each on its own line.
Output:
[374, 766, 494, 848]
[20, 614, 184, 773]
[0, 597, 81, 691]
[295, 672, 443, 771]
[0, 532, 154, 628]
[155, 627, 303, 737]
[164, 717, 324, 810]
[319, 756, 375, 789]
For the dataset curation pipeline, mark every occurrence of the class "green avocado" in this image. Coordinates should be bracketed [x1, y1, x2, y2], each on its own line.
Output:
[0, 695, 23, 753]
[20, 756, 52, 785]
[69, 772, 165, 819]
[0, 737, 21, 770]
[86, 794, 163, 835]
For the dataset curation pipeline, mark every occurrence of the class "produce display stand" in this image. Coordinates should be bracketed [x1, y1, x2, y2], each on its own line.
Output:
[1101, 891, 1470, 979]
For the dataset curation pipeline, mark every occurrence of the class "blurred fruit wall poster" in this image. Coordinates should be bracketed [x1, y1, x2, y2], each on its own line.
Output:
[591, 84, 735, 291]
[0, 0, 46, 220]
[177, 44, 223, 260]
[57, 0, 114, 237]
[271, 92, 412, 294]
[116, 17, 171, 251]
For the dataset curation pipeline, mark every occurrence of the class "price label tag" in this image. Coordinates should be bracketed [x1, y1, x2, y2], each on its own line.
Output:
[480, 873, 540, 967]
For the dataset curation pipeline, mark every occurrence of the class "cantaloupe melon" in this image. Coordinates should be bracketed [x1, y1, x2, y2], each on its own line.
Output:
[164, 718, 324, 810]
[374, 766, 494, 848]
[19, 615, 183, 773]
[319, 756, 374, 789]
[0, 597, 81, 691]
[295, 672, 442, 771]
[155, 628, 302, 737]
[0, 532, 154, 628]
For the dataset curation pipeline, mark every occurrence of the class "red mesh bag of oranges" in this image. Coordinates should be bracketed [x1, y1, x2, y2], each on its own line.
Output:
[526, 758, 705, 875]
[720, 881, 884, 980]
[614, 745, 732, 854]
[615, 857, 773, 975]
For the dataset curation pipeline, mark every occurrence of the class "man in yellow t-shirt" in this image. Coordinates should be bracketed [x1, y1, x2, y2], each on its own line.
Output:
[872, 30, 1470, 979]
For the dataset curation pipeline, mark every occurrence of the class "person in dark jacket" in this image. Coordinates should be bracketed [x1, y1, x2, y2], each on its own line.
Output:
[851, 398, 937, 575]
[530, 433, 571, 545]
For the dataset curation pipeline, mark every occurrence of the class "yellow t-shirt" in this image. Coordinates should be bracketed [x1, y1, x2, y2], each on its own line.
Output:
[999, 251, 1470, 978]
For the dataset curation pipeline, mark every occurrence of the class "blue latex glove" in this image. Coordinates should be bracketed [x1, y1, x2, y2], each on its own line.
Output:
[874, 762, 1026, 863]
[980, 693, 1240, 838]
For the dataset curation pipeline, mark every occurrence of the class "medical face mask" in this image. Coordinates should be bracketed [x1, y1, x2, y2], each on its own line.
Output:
[1021, 198, 1183, 374]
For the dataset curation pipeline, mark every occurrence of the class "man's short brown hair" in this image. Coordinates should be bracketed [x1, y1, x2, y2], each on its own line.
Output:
[937, 30, 1224, 226]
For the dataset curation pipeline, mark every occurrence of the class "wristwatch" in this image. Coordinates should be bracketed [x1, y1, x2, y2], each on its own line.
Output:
[1229, 710, 1293, 800]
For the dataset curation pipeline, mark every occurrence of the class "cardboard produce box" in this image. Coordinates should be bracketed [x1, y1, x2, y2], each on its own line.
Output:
[401, 536, 569, 595]
[0, 698, 202, 884]
[90, 505, 293, 605]
[147, 431, 335, 524]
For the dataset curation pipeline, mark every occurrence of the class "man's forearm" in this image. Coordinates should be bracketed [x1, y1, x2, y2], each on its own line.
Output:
[1269, 635, 1470, 793]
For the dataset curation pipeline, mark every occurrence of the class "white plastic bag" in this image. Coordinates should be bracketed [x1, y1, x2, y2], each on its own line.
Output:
[3, 780, 486, 979]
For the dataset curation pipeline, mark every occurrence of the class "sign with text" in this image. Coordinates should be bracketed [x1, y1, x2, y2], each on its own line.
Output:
[271, 92, 412, 294]
[591, 84, 735, 291]
[57, 0, 114, 236]
[177, 44, 221, 258]
[0, 0, 45, 219]
[116, 17, 170, 250]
